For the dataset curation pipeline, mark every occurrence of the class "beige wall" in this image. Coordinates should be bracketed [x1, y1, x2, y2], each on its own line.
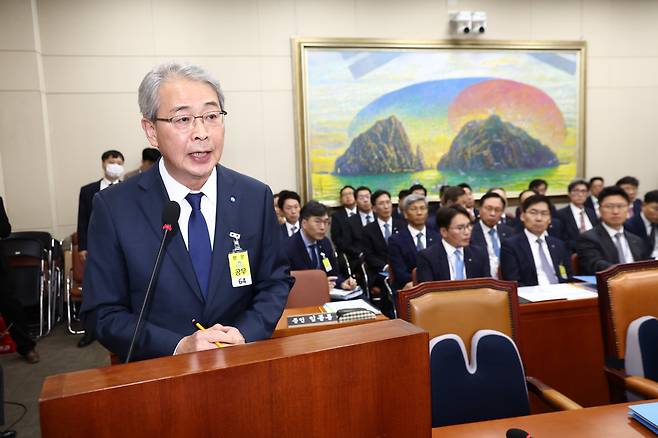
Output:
[1, 0, 657, 239]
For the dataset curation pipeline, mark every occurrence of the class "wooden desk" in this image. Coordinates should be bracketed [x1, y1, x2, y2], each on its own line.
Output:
[518, 298, 609, 407]
[432, 400, 656, 437]
[272, 305, 388, 338]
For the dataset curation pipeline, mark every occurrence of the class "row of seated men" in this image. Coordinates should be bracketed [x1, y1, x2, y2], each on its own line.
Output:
[273, 178, 658, 309]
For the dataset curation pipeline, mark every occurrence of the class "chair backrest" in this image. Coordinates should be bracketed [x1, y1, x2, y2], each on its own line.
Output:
[625, 316, 658, 382]
[287, 270, 330, 308]
[70, 233, 85, 285]
[398, 278, 519, 354]
[570, 252, 580, 276]
[0, 238, 44, 264]
[596, 260, 658, 365]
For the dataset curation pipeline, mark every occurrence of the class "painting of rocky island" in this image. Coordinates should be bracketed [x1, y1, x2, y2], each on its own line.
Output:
[299, 42, 584, 203]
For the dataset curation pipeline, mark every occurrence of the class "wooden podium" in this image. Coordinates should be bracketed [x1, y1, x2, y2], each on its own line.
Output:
[40, 319, 431, 437]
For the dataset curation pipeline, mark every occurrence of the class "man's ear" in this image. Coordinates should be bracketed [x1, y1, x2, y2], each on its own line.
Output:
[141, 118, 159, 148]
[439, 227, 448, 240]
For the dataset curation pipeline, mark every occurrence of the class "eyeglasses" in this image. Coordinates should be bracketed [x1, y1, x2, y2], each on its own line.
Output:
[600, 203, 628, 211]
[155, 110, 227, 131]
[525, 209, 551, 217]
[481, 206, 504, 214]
[450, 223, 473, 233]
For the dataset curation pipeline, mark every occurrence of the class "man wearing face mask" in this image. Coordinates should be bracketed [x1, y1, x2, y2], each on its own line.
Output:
[75, 149, 125, 347]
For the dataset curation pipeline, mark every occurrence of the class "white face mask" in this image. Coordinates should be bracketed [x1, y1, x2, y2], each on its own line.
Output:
[105, 163, 124, 179]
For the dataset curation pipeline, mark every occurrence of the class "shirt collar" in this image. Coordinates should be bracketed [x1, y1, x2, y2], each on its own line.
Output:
[159, 159, 217, 208]
[479, 220, 494, 233]
[345, 206, 357, 216]
[524, 228, 548, 243]
[377, 217, 392, 227]
[602, 221, 624, 236]
[641, 212, 651, 229]
[407, 224, 426, 237]
[300, 229, 315, 246]
[569, 203, 585, 215]
[442, 238, 461, 254]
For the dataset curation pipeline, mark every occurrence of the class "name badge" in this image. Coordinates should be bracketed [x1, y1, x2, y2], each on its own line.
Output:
[559, 264, 567, 279]
[320, 252, 332, 272]
[229, 251, 252, 287]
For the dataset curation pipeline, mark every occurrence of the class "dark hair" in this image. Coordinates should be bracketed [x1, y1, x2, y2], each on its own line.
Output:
[371, 189, 391, 205]
[398, 189, 411, 200]
[568, 179, 589, 192]
[645, 190, 658, 204]
[616, 176, 639, 187]
[598, 186, 630, 205]
[521, 194, 553, 212]
[339, 185, 355, 196]
[409, 183, 427, 196]
[479, 191, 506, 208]
[439, 185, 450, 198]
[436, 205, 470, 230]
[443, 186, 466, 204]
[301, 200, 329, 220]
[102, 149, 124, 161]
[589, 176, 604, 185]
[142, 147, 161, 162]
[277, 190, 301, 210]
[355, 186, 372, 197]
[457, 182, 472, 191]
[528, 179, 548, 190]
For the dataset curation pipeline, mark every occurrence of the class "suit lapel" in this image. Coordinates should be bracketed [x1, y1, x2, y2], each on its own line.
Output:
[624, 231, 643, 261]
[137, 166, 204, 302]
[546, 237, 563, 279]
[598, 226, 620, 263]
[464, 247, 474, 277]
[519, 235, 538, 281]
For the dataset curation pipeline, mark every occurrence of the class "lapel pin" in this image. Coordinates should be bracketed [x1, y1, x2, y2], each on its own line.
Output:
[230, 196, 236, 203]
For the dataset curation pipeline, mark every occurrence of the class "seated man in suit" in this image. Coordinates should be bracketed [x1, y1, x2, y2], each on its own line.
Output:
[500, 194, 572, 286]
[392, 189, 410, 223]
[416, 206, 490, 282]
[556, 179, 599, 252]
[361, 190, 404, 284]
[278, 190, 301, 238]
[487, 187, 515, 226]
[576, 186, 651, 275]
[286, 201, 357, 291]
[514, 189, 564, 240]
[585, 176, 604, 217]
[76, 148, 125, 348]
[388, 194, 440, 290]
[625, 190, 658, 259]
[457, 182, 478, 221]
[470, 192, 515, 278]
[80, 61, 293, 361]
[616, 176, 642, 219]
[329, 185, 357, 256]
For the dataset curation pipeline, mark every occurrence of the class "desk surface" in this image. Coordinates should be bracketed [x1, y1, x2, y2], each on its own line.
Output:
[272, 306, 388, 338]
[432, 401, 656, 437]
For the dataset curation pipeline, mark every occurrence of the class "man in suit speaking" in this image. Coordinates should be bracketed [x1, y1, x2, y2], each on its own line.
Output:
[81, 62, 293, 362]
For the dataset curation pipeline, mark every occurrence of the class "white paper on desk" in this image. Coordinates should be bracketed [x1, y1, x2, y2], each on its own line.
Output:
[518, 283, 598, 302]
[329, 286, 362, 300]
[323, 299, 381, 315]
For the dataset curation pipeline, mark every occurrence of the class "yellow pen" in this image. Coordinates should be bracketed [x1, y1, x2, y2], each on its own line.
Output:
[191, 319, 223, 348]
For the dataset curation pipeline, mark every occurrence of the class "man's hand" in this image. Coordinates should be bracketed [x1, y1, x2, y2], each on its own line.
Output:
[340, 277, 357, 290]
[327, 275, 338, 290]
[79, 250, 88, 262]
[175, 324, 245, 355]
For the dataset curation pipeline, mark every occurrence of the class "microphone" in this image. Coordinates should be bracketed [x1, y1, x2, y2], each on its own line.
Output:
[125, 201, 180, 363]
[506, 428, 532, 438]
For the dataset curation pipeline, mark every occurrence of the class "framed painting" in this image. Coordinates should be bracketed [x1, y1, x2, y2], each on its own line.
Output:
[292, 38, 586, 205]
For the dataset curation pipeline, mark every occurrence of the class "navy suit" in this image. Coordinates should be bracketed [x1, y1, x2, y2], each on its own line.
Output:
[576, 224, 650, 275]
[80, 164, 293, 362]
[362, 218, 405, 273]
[500, 232, 572, 287]
[330, 208, 351, 254]
[342, 212, 372, 261]
[387, 226, 440, 289]
[77, 180, 102, 251]
[416, 243, 490, 283]
[631, 199, 642, 218]
[470, 221, 515, 252]
[286, 231, 344, 285]
[556, 205, 599, 252]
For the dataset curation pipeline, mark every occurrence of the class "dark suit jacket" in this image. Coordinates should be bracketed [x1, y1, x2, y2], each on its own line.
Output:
[631, 199, 642, 218]
[584, 196, 596, 212]
[500, 232, 572, 287]
[387, 226, 440, 289]
[286, 231, 343, 285]
[470, 221, 515, 253]
[77, 180, 101, 251]
[576, 224, 650, 275]
[416, 243, 490, 283]
[361, 218, 405, 273]
[514, 209, 565, 241]
[556, 205, 599, 252]
[80, 164, 293, 362]
[330, 208, 351, 253]
[342, 212, 372, 260]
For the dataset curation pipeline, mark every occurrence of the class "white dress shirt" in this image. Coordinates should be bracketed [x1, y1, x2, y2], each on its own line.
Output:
[569, 203, 593, 232]
[100, 177, 120, 191]
[524, 229, 556, 286]
[640, 212, 658, 258]
[377, 217, 393, 240]
[602, 222, 635, 263]
[359, 210, 374, 226]
[441, 239, 464, 280]
[285, 221, 300, 237]
[590, 195, 600, 217]
[479, 221, 500, 278]
[159, 159, 217, 250]
[345, 207, 357, 217]
[408, 225, 427, 249]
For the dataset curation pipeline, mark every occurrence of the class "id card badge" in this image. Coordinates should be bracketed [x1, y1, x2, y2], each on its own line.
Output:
[228, 232, 252, 287]
[320, 252, 332, 272]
